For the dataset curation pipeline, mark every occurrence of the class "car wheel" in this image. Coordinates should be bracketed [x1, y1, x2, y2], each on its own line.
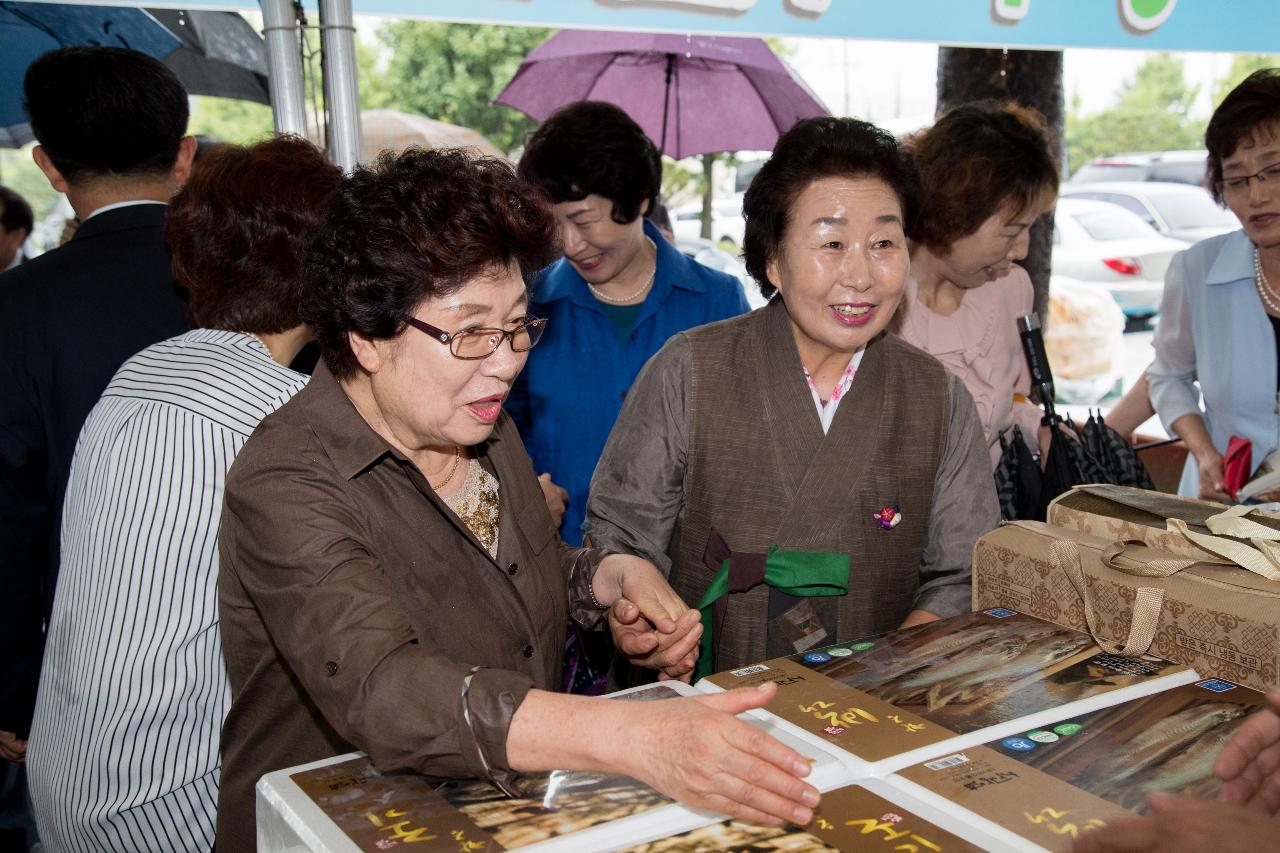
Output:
[1124, 313, 1155, 333]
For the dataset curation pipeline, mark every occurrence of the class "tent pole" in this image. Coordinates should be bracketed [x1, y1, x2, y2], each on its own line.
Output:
[319, 0, 362, 173]
[260, 0, 307, 136]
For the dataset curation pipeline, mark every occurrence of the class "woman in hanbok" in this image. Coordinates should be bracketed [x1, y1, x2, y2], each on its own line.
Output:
[585, 118, 997, 674]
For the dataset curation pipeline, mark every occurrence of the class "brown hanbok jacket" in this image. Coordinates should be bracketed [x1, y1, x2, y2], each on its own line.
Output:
[587, 299, 997, 672]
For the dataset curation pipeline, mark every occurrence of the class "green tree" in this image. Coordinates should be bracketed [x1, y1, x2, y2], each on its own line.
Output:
[1065, 53, 1203, 174]
[0, 147, 60, 244]
[364, 22, 551, 155]
[1212, 54, 1280, 106]
[188, 97, 275, 145]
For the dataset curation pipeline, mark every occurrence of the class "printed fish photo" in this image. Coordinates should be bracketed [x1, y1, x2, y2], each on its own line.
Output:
[796, 611, 1184, 732]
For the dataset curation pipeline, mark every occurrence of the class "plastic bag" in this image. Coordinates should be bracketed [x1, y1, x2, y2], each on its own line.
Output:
[1045, 276, 1126, 403]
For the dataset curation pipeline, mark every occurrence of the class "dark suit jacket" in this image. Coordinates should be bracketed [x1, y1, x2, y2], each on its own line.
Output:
[0, 203, 190, 736]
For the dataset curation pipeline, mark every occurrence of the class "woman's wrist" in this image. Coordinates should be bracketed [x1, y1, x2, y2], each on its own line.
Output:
[591, 553, 627, 609]
[507, 689, 632, 775]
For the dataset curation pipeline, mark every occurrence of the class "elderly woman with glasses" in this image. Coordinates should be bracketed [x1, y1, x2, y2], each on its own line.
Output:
[214, 148, 821, 849]
[1149, 69, 1280, 501]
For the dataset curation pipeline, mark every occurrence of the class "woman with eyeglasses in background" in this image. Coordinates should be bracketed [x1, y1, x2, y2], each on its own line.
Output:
[1149, 69, 1280, 501]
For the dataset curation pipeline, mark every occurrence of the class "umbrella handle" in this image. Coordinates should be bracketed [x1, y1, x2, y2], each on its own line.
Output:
[1133, 437, 1183, 452]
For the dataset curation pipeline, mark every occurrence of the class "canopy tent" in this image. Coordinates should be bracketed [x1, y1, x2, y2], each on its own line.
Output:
[8, 0, 1275, 171]
[30, 0, 1280, 54]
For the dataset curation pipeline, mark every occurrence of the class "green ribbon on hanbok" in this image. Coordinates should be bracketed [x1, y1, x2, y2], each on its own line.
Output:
[694, 530, 849, 681]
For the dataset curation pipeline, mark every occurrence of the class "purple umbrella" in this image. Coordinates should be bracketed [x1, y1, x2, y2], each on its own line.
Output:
[495, 30, 829, 158]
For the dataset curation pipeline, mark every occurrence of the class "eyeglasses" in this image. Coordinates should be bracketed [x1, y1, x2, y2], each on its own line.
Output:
[1219, 162, 1280, 196]
[404, 315, 547, 360]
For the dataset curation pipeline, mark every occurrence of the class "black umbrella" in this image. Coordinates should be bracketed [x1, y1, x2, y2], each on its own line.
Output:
[1083, 410, 1155, 489]
[0, 1, 180, 146]
[146, 9, 269, 105]
[1038, 420, 1111, 516]
[995, 426, 1042, 521]
[996, 315, 1155, 521]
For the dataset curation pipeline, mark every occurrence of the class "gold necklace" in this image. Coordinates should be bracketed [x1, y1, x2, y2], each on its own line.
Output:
[1255, 249, 1280, 315]
[430, 446, 463, 491]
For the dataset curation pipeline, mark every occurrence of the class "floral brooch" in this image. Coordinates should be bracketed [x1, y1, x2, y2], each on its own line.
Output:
[873, 504, 903, 531]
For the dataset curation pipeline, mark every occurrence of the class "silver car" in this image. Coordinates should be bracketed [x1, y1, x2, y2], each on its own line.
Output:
[1061, 181, 1239, 243]
[1051, 198, 1188, 319]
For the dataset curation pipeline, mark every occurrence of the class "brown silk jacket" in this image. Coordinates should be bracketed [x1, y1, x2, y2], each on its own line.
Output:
[215, 363, 605, 850]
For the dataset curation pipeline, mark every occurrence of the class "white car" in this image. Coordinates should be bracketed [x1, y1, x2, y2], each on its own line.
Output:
[1061, 181, 1239, 244]
[671, 193, 745, 247]
[1051, 197, 1188, 319]
[674, 236, 767, 309]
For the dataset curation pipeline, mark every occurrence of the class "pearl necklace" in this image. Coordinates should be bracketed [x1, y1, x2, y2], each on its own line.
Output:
[1255, 249, 1280, 315]
[243, 332, 273, 360]
[587, 238, 657, 305]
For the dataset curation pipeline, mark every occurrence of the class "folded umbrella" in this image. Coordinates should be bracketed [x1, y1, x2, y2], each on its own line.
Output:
[995, 425, 1043, 522]
[1083, 410, 1155, 490]
[496, 29, 829, 158]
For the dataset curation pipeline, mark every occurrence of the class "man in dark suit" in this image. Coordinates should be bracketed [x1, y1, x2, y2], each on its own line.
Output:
[0, 186, 33, 272]
[0, 47, 194, 767]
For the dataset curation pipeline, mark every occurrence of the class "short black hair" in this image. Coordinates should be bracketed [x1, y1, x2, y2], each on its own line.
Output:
[0, 186, 34, 235]
[517, 101, 660, 224]
[304, 148, 558, 380]
[1206, 68, 1280, 203]
[24, 47, 189, 182]
[742, 117, 922, 299]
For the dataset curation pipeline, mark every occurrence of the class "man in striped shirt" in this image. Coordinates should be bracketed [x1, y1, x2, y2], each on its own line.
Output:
[26, 138, 341, 852]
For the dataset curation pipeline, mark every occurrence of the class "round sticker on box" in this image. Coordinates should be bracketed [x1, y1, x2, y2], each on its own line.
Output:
[850, 641, 875, 652]
[1001, 737, 1036, 752]
[804, 652, 831, 663]
[1053, 723, 1082, 737]
[1027, 730, 1059, 743]
[826, 647, 853, 657]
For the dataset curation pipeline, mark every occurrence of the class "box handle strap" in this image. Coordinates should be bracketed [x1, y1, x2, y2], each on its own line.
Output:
[1204, 505, 1280, 540]
[1050, 539, 1165, 657]
[1166, 518, 1280, 582]
[1099, 540, 1198, 578]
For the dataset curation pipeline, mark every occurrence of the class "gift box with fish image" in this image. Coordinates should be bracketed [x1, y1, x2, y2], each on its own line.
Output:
[256, 681, 850, 853]
[890, 677, 1269, 852]
[697, 609, 1196, 778]
[972, 520, 1280, 691]
[613, 779, 994, 853]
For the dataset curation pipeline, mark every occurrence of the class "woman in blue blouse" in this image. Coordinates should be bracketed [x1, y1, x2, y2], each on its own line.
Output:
[510, 101, 750, 546]
[511, 102, 749, 694]
[1149, 70, 1280, 500]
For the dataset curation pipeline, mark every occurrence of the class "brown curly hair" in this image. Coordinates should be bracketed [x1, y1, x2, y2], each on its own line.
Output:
[906, 101, 1058, 254]
[303, 147, 558, 379]
[166, 135, 342, 333]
